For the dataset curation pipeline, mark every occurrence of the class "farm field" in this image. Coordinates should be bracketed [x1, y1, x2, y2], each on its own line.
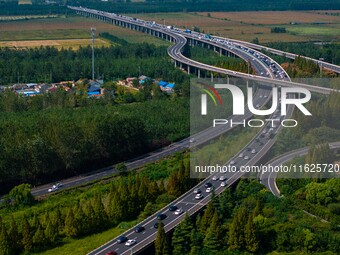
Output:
[0, 15, 57, 21]
[0, 16, 170, 48]
[18, 0, 32, 5]
[0, 38, 112, 50]
[201, 11, 340, 25]
[0, 11, 339, 49]
[132, 11, 340, 43]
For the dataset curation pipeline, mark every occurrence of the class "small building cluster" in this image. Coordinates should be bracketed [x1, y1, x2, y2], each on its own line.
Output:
[116, 75, 175, 94]
[0, 80, 105, 98]
[0, 75, 176, 97]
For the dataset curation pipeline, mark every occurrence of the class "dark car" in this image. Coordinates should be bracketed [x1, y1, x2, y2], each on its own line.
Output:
[169, 205, 178, 211]
[154, 221, 164, 229]
[116, 236, 128, 243]
[135, 226, 145, 233]
[157, 213, 167, 220]
[106, 251, 118, 255]
[204, 182, 212, 188]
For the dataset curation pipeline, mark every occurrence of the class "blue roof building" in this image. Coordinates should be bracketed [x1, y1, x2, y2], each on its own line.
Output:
[158, 81, 168, 87]
[166, 83, 175, 89]
[88, 91, 101, 96]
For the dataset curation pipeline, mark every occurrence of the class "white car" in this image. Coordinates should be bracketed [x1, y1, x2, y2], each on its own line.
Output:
[125, 239, 137, 246]
[219, 176, 226, 181]
[174, 208, 184, 215]
[206, 187, 213, 193]
[195, 193, 204, 200]
[48, 183, 63, 192]
[244, 156, 250, 160]
[251, 149, 256, 154]
[238, 153, 244, 158]
[194, 188, 201, 194]
[230, 160, 236, 165]
[212, 176, 218, 181]
[220, 181, 227, 187]
[55, 183, 63, 188]
[48, 186, 58, 193]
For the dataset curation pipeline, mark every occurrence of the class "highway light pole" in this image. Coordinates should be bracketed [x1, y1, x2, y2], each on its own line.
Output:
[91, 27, 96, 80]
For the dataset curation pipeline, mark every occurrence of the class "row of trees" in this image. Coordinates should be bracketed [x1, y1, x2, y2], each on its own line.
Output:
[275, 92, 340, 156]
[168, 179, 340, 254]
[2, 0, 340, 15]
[266, 42, 340, 67]
[0, 42, 188, 87]
[0, 158, 197, 254]
[73, 0, 340, 13]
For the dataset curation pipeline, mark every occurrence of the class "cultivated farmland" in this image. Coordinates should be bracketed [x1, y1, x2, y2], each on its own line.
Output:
[0, 16, 170, 48]
[132, 11, 340, 43]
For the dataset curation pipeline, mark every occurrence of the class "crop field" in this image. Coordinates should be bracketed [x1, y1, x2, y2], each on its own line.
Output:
[0, 15, 57, 21]
[0, 16, 170, 48]
[202, 11, 340, 25]
[1, 11, 339, 49]
[0, 38, 111, 50]
[18, 0, 32, 5]
[132, 11, 340, 43]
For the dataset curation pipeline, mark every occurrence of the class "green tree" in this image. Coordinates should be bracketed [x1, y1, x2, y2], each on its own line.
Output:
[116, 163, 128, 176]
[32, 224, 46, 250]
[0, 224, 14, 255]
[44, 220, 57, 244]
[244, 215, 259, 253]
[172, 214, 193, 255]
[93, 194, 108, 229]
[8, 216, 20, 253]
[8, 183, 35, 206]
[203, 227, 220, 253]
[21, 216, 33, 252]
[155, 219, 170, 255]
[228, 207, 247, 251]
[199, 202, 215, 233]
[65, 208, 78, 237]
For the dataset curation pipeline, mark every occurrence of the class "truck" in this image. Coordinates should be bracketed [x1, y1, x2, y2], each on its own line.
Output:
[205, 34, 212, 39]
[166, 25, 173, 29]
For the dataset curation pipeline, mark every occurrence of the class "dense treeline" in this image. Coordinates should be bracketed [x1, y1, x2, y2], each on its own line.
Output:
[0, 37, 193, 193]
[169, 179, 340, 254]
[265, 42, 340, 66]
[284, 56, 322, 78]
[271, 27, 286, 33]
[66, 0, 340, 13]
[189, 46, 253, 75]
[2, 0, 340, 16]
[0, 156, 198, 254]
[0, 41, 187, 88]
[0, 98, 189, 193]
[0, 3, 68, 16]
[274, 92, 340, 155]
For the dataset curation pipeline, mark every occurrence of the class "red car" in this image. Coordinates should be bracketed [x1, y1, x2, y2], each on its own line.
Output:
[106, 251, 117, 255]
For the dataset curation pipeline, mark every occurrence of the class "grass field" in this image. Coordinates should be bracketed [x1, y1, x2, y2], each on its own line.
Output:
[287, 24, 340, 37]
